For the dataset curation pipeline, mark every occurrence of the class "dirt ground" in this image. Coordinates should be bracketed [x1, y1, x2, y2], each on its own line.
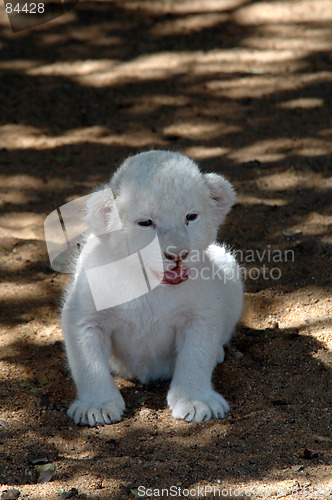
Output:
[0, 0, 331, 498]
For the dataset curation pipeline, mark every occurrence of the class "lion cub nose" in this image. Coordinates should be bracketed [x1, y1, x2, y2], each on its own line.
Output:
[164, 250, 189, 263]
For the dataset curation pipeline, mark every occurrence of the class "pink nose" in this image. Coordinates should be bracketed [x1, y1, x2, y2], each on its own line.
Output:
[164, 250, 189, 263]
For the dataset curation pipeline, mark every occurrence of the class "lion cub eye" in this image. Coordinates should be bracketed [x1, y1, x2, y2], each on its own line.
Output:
[137, 219, 153, 227]
[186, 213, 198, 222]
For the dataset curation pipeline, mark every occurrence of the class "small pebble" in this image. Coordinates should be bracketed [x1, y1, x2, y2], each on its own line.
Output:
[234, 351, 244, 360]
[60, 488, 79, 499]
[1, 489, 20, 500]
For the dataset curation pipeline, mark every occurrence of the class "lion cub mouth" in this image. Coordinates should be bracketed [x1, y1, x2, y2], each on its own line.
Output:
[161, 266, 189, 285]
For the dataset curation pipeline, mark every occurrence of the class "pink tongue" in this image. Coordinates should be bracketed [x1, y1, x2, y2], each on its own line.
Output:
[163, 267, 189, 285]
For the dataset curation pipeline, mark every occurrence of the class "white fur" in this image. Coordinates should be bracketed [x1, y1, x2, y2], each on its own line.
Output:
[61, 150, 243, 425]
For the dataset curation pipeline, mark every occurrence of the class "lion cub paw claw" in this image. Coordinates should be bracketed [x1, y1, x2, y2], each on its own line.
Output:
[68, 398, 125, 426]
[168, 391, 229, 423]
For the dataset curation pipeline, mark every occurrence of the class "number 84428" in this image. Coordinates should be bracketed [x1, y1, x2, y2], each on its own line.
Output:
[6, 3, 45, 14]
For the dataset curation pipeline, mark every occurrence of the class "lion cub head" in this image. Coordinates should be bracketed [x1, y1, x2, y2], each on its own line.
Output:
[85, 151, 236, 285]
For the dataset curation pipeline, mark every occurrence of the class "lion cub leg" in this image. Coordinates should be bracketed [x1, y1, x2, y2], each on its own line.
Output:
[62, 315, 125, 426]
[167, 323, 229, 423]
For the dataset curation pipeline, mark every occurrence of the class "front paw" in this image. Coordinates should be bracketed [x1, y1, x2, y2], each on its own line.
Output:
[68, 396, 125, 426]
[167, 390, 229, 423]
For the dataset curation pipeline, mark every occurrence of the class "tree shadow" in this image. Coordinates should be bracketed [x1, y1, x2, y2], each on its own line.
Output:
[0, 319, 330, 494]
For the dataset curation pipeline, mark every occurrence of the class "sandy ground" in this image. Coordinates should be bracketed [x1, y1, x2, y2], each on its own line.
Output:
[0, 0, 331, 498]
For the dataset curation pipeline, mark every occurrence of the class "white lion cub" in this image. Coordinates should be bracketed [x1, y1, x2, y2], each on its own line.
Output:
[61, 150, 243, 426]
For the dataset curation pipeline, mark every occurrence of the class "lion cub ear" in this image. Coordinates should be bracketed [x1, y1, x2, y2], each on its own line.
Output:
[204, 173, 237, 225]
[84, 184, 122, 236]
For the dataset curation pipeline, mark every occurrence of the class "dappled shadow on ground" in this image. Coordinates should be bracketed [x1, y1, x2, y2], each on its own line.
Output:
[0, 0, 331, 497]
[0, 322, 331, 492]
[0, 0, 331, 259]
